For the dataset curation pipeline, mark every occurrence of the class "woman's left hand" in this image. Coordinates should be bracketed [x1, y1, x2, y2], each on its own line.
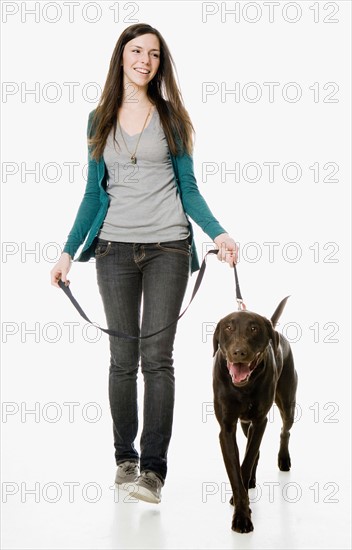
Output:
[214, 233, 239, 267]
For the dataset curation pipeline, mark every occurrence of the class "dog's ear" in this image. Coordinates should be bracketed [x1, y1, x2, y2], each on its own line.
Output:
[264, 318, 279, 357]
[213, 323, 220, 357]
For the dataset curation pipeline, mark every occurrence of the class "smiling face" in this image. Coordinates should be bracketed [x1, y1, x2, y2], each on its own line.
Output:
[122, 33, 160, 93]
[213, 311, 277, 387]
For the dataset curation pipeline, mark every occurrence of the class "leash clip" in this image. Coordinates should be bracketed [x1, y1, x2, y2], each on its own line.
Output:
[233, 264, 246, 311]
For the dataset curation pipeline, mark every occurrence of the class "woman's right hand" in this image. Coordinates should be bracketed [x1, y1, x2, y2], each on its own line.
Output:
[50, 253, 72, 288]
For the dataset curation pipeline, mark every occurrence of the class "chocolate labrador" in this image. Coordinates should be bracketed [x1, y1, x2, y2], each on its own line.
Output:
[212, 297, 298, 533]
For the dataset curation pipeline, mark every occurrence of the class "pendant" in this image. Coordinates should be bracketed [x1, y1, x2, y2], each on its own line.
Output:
[130, 155, 137, 165]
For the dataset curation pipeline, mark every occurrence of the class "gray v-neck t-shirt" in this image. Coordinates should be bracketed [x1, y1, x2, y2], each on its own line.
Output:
[98, 107, 189, 243]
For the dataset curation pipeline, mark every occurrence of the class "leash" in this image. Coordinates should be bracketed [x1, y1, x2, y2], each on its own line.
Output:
[58, 248, 246, 339]
[234, 262, 246, 311]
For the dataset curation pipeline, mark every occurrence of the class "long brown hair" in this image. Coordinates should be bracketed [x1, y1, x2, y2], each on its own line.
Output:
[88, 23, 194, 160]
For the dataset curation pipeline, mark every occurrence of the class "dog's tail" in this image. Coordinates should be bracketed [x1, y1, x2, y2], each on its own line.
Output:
[271, 296, 290, 327]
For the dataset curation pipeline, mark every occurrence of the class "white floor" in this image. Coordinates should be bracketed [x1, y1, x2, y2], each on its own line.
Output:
[2, 463, 350, 550]
[1, 421, 351, 550]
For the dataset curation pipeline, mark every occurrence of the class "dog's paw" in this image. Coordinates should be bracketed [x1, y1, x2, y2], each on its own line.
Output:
[278, 454, 291, 471]
[232, 512, 254, 533]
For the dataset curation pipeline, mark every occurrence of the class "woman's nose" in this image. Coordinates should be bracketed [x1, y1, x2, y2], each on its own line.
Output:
[140, 52, 149, 65]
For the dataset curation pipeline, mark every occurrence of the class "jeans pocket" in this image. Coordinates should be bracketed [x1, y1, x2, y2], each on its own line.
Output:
[95, 240, 112, 259]
[156, 238, 191, 256]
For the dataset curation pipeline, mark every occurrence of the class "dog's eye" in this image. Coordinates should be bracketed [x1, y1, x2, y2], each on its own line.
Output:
[251, 326, 257, 332]
[225, 325, 232, 331]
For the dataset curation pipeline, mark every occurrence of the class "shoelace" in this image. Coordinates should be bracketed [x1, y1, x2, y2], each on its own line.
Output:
[122, 462, 137, 475]
[140, 472, 160, 487]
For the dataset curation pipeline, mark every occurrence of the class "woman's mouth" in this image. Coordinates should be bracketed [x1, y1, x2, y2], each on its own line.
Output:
[134, 67, 150, 75]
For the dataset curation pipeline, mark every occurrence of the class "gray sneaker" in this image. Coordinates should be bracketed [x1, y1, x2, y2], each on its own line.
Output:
[128, 470, 163, 504]
[115, 461, 139, 484]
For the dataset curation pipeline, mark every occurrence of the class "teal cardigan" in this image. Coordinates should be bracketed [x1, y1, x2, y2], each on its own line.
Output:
[63, 109, 226, 273]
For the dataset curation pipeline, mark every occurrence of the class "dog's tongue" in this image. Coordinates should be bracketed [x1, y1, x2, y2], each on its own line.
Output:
[228, 362, 250, 383]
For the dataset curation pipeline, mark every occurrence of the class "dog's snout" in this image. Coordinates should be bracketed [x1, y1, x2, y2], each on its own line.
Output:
[233, 348, 248, 360]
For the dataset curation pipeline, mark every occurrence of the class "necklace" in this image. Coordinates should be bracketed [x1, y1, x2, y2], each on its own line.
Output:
[117, 106, 152, 165]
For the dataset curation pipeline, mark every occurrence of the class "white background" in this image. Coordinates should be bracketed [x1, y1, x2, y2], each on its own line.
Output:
[1, 1, 351, 548]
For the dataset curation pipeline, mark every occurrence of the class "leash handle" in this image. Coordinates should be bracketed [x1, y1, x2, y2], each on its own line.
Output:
[58, 248, 220, 340]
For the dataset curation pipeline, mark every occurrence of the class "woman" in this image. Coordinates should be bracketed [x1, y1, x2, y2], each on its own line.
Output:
[51, 23, 238, 504]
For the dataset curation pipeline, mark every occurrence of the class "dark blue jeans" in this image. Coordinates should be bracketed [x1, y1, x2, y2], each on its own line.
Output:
[95, 238, 190, 481]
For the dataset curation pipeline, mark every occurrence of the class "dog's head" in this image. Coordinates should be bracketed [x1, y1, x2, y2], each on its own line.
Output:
[213, 310, 279, 387]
